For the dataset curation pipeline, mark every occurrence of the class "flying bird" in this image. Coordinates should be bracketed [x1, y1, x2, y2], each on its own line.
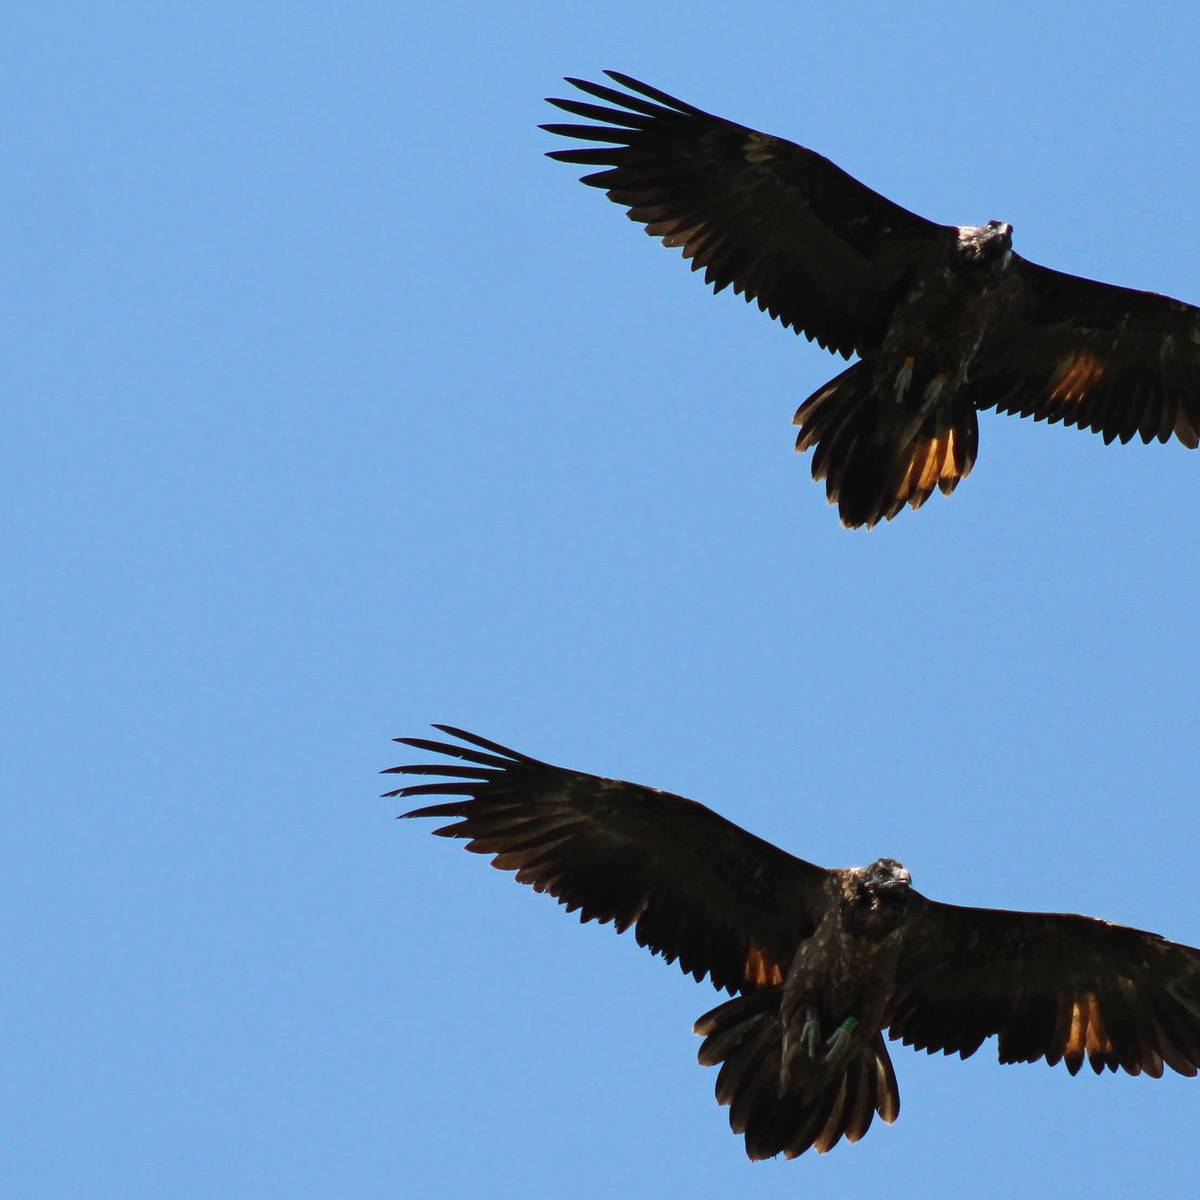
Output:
[543, 72, 1200, 528]
[391, 726, 1200, 1160]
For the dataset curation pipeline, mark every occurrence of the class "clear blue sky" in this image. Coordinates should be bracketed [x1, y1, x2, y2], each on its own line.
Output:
[7, 3, 1200, 1197]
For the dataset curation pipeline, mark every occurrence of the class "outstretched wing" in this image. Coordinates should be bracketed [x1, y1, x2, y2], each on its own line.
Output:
[390, 726, 830, 994]
[965, 256, 1200, 447]
[891, 893, 1200, 1077]
[543, 71, 956, 359]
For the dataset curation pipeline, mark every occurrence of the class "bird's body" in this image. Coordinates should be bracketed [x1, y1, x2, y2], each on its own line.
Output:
[393, 727, 1200, 1159]
[782, 864, 910, 1067]
[543, 73, 1200, 526]
[695, 866, 911, 1156]
[796, 222, 1015, 523]
[689, 861, 916, 1156]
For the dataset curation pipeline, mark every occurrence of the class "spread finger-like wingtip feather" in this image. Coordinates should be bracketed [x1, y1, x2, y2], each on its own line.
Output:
[429, 724, 540, 761]
[561, 75, 674, 118]
[601, 70, 707, 115]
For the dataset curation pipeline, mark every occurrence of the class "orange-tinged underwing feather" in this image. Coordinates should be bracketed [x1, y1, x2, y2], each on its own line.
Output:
[744, 944, 786, 987]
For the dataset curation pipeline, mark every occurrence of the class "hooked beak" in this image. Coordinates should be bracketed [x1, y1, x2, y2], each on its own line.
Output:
[879, 868, 911, 893]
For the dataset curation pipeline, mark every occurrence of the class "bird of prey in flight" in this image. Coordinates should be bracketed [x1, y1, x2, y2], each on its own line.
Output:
[391, 727, 1200, 1159]
[543, 72, 1200, 528]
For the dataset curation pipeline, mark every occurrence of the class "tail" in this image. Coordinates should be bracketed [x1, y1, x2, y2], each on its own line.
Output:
[694, 989, 899, 1161]
[793, 361, 979, 529]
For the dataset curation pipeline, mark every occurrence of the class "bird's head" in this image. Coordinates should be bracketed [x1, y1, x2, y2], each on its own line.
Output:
[956, 220, 1013, 266]
[845, 858, 912, 934]
[863, 857, 912, 898]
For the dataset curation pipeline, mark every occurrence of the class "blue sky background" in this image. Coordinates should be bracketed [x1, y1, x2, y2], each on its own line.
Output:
[7, 3, 1200, 1196]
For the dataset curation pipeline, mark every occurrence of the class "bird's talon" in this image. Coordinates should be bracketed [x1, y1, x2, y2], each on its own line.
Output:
[800, 1007, 821, 1059]
[824, 1016, 859, 1062]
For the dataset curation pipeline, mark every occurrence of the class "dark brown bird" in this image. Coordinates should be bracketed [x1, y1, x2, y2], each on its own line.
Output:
[543, 72, 1200, 528]
[392, 727, 1200, 1160]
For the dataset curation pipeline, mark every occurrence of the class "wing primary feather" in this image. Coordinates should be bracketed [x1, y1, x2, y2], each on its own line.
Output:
[427, 724, 542, 762]
[544, 95, 655, 129]
[386, 763, 496, 779]
[601, 70, 709, 115]
[563, 74, 689, 119]
[393, 783, 483, 803]
[392, 735, 519, 770]
[539, 122, 637, 144]
[547, 147, 628, 166]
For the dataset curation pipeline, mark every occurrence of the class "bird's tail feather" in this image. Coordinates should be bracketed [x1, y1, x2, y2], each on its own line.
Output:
[694, 988, 899, 1160]
[793, 362, 978, 528]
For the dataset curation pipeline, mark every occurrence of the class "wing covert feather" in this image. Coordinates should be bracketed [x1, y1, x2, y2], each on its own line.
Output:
[543, 71, 956, 358]
[967, 255, 1200, 447]
[391, 726, 829, 994]
[892, 893, 1200, 1077]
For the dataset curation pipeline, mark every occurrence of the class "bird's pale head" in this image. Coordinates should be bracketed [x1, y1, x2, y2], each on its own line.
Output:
[956, 220, 1013, 265]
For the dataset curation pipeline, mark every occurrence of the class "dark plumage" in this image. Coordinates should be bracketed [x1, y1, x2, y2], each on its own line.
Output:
[543, 72, 1200, 527]
[392, 727, 1200, 1160]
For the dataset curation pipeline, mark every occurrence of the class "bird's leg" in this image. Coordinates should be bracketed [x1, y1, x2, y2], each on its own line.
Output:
[824, 1016, 859, 1063]
[799, 1006, 822, 1059]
